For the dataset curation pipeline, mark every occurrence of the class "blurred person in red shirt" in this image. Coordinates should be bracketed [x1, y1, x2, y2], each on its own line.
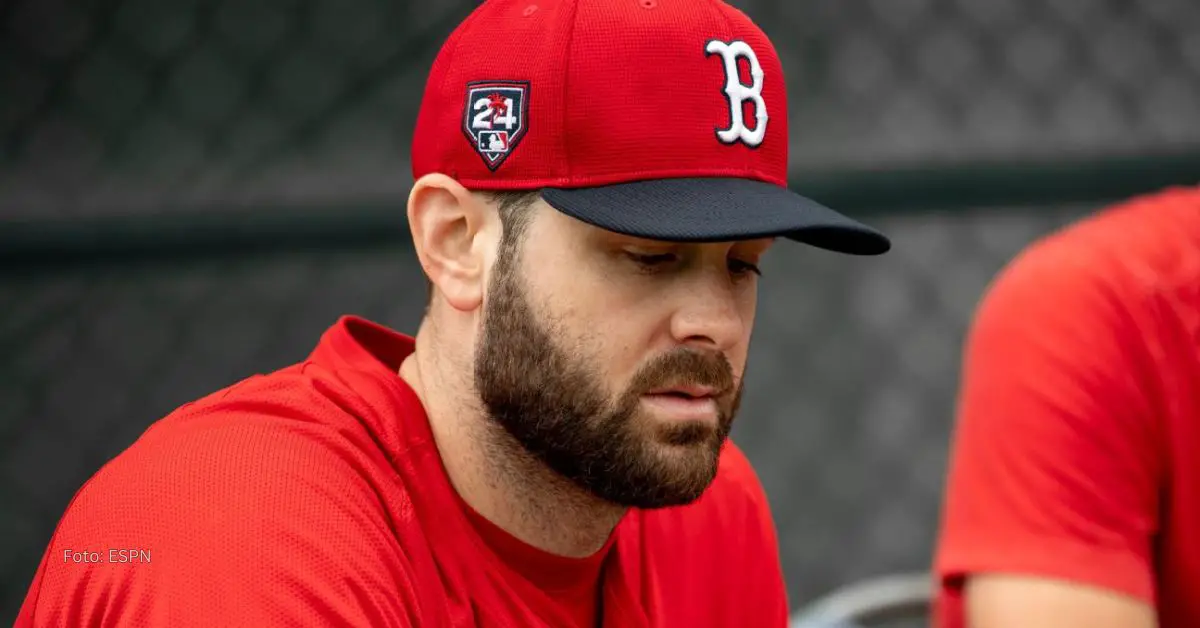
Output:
[935, 184, 1200, 628]
[15, 1, 891, 626]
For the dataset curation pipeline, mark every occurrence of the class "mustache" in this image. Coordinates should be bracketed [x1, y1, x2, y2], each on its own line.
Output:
[627, 348, 736, 397]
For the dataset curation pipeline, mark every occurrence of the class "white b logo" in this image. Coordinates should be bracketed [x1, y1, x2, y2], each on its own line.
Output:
[705, 40, 768, 147]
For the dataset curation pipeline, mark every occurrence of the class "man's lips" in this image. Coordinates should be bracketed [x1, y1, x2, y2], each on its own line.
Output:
[644, 384, 721, 398]
[641, 384, 727, 423]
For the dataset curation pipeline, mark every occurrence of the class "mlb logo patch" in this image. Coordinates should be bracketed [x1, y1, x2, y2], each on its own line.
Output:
[463, 80, 529, 171]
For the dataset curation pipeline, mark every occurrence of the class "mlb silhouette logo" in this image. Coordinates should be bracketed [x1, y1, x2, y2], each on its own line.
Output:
[478, 131, 509, 154]
[463, 81, 528, 171]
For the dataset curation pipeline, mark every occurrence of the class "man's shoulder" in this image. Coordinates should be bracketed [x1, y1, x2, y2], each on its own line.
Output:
[966, 187, 1200, 382]
[21, 365, 426, 627]
[1047, 184, 1199, 249]
[59, 364, 404, 542]
[144, 360, 373, 438]
[1006, 185, 1200, 301]
[139, 351, 413, 458]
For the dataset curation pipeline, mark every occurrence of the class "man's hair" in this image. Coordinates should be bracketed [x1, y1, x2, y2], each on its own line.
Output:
[424, 189, 542, 304]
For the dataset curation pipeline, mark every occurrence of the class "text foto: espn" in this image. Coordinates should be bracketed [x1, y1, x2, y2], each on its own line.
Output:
[63, 549, 152, 564]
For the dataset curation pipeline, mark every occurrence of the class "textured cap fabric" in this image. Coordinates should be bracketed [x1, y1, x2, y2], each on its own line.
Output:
[411, 0, 890, 255]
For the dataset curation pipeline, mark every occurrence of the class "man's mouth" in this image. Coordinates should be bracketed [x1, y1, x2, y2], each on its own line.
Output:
[641, 385, 723, 422]
[644, 384, 720, 399]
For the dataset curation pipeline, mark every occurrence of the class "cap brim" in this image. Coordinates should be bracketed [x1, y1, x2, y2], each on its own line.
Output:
[541, 177, 890, 255]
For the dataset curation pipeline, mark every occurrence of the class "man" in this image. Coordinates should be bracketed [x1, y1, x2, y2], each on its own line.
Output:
[17, 0, 890, 626]
[934, 184, 1200, 627]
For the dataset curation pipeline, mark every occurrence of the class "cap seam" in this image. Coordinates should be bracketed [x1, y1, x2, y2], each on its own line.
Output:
[560, 0, 583, 183]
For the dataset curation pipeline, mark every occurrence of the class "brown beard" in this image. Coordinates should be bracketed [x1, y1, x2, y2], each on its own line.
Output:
[473, 246, 742, 509]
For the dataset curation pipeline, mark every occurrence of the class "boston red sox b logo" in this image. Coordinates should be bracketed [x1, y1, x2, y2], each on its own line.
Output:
[705, 40, 768, 147]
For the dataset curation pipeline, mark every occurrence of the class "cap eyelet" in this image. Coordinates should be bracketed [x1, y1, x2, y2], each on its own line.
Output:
[639, 0, 657, 8]
[523, 4, 538, 16]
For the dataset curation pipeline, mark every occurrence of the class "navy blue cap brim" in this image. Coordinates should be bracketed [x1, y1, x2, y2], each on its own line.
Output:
[541, 177, 890, 255]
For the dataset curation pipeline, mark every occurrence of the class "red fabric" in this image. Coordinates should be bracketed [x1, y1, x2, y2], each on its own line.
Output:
[410, 0, 788, 189]
[934, 186, 1200, 627]
[456, 486, 614, 627]
[17, 316, 789, 627]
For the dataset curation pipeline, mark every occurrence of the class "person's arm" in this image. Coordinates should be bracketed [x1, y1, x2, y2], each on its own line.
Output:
[965, 576, 1156, 628]
[934, 237, 1164, 628]
[16, 416, 419, 627]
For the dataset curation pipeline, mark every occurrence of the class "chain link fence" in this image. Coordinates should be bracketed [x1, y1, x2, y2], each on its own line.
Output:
[4, 0, 1199, 218]
[3, 0, 1200, 623]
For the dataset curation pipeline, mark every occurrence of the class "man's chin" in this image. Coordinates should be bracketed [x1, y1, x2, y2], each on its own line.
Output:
[609, 448, 723, 509]
[612, 475, 718, 509]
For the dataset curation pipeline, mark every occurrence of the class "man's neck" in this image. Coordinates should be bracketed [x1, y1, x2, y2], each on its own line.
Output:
[399, 326, 625, 558]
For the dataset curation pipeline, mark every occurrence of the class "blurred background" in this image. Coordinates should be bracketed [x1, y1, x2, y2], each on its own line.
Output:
[2, 0, 1199, 624]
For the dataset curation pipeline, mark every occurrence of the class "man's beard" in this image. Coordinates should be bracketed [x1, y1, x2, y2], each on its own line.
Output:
[473, 249, 742, 509]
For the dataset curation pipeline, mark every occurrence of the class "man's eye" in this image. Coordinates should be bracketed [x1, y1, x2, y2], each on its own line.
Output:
[729, 259, 762, 276]
[627, 252, 677, 268]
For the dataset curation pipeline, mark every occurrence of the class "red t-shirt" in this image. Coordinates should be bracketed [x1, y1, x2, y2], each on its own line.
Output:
[17, 316, 789, 627]
[935, 185, 1200, 627]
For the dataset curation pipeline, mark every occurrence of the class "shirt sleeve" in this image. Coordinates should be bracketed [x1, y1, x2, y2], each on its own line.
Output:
[15, 413, 419, 628]
[934, 238, 1165, 627]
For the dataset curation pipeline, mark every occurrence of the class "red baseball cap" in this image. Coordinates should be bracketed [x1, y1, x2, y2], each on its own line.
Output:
[411, 0, 890, 255]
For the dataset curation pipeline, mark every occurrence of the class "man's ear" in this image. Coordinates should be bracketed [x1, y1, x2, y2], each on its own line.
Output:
[407, 174, 493, 312]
